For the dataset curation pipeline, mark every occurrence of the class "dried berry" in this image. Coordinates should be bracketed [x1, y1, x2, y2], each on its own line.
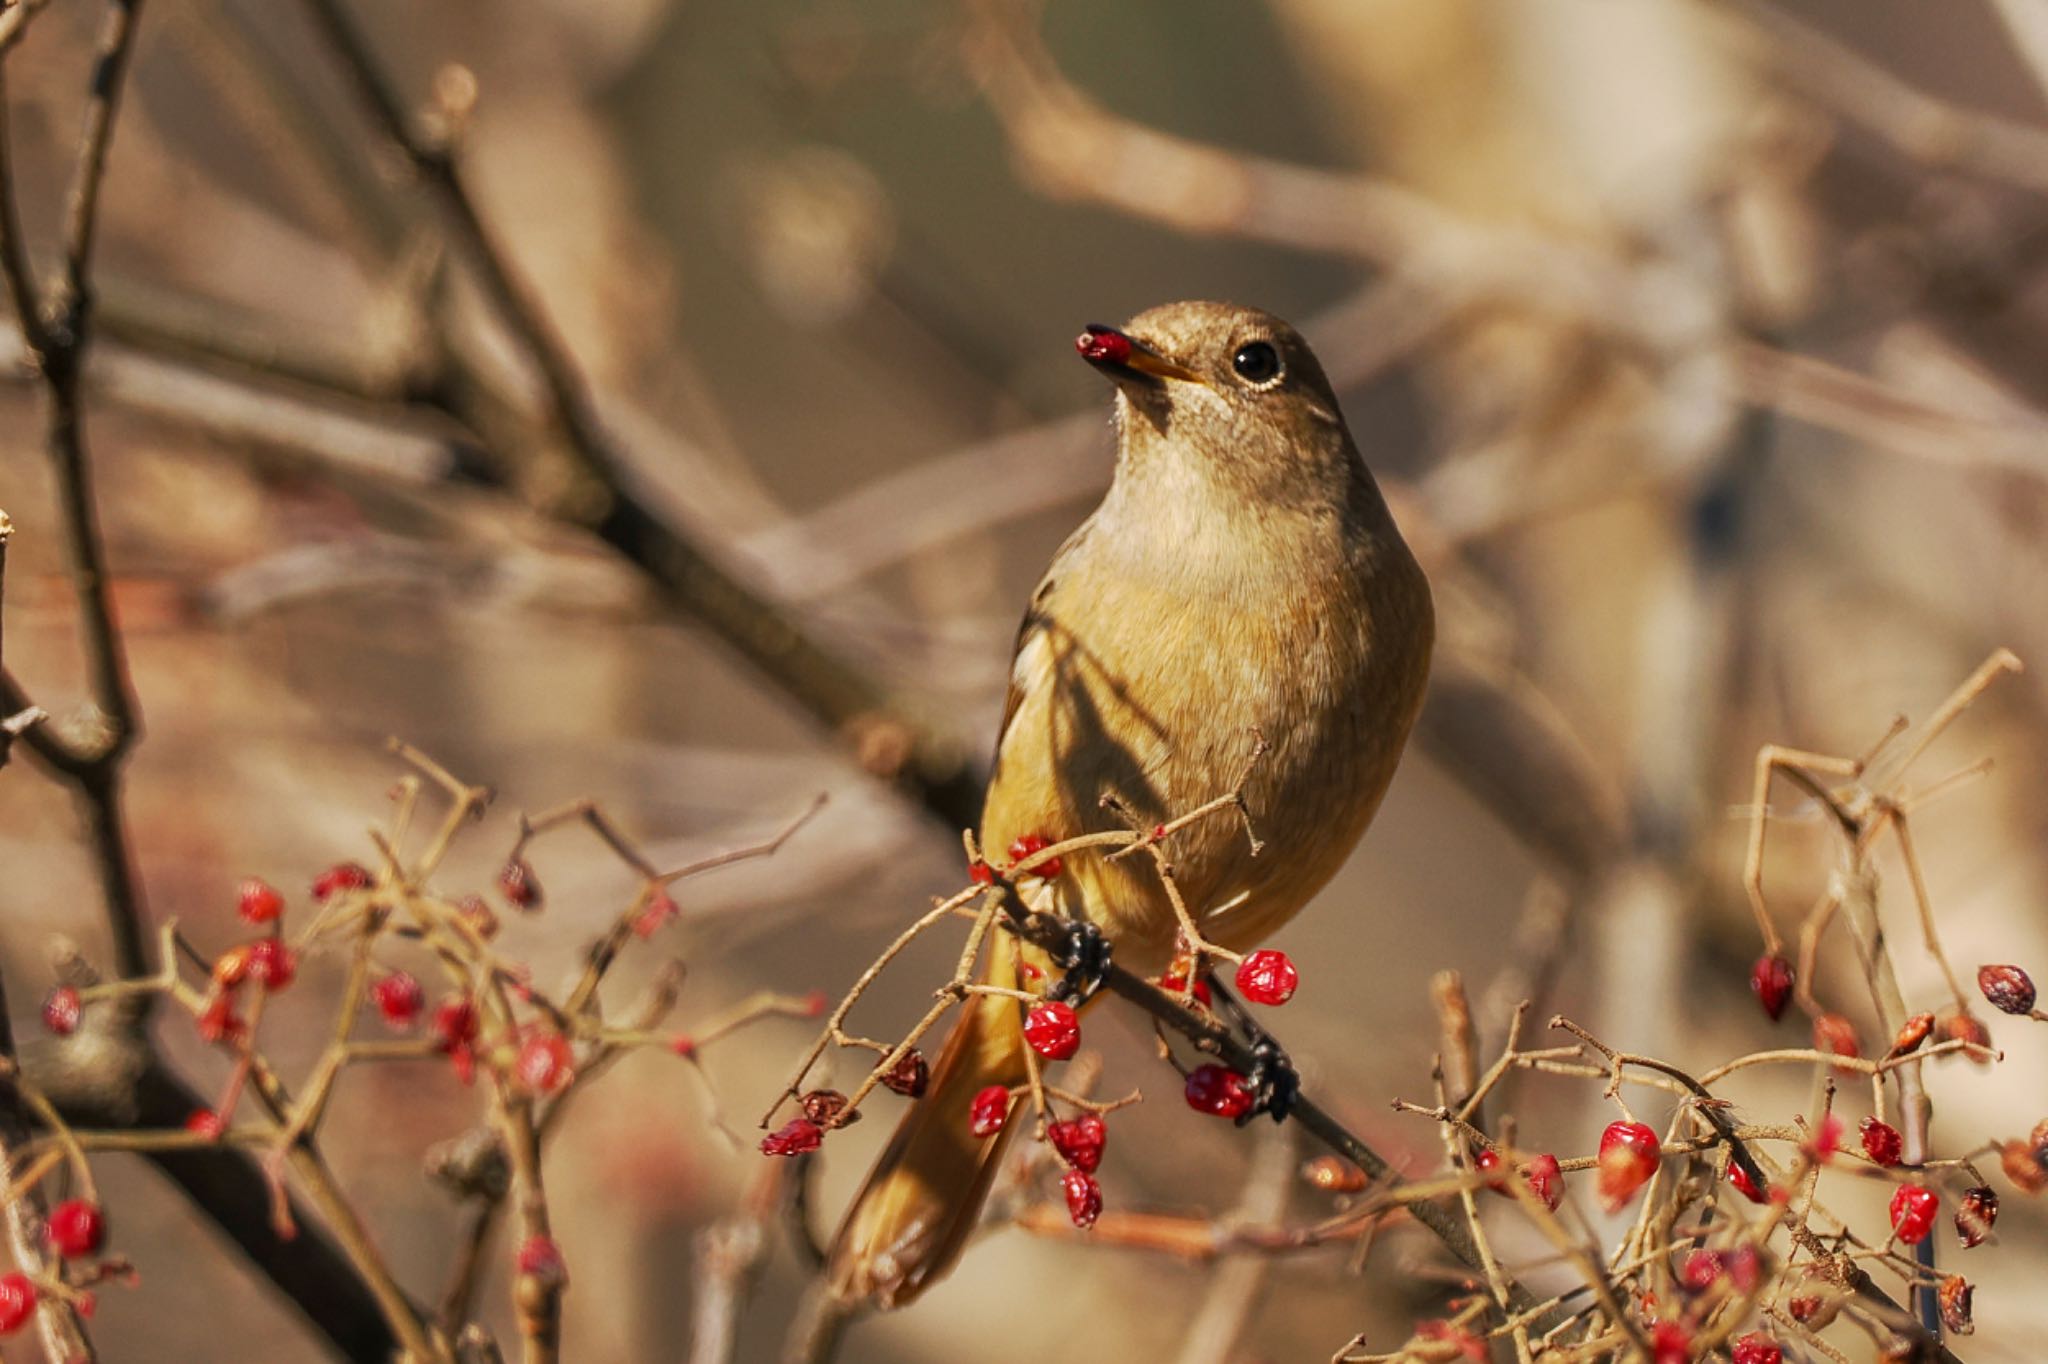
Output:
[237, 877, 286, 925]
[1596, 1120, 1660, 1212]
[1007, 833, 1063, 879]
[1890, 1184, 1938, 1244]
[498, 858, 542, 911]
[1979, 963, 2038, 1015]
[247, 938, 296, 991]
[800, 1090, 853, 1127]
[1060, 1168, 1101, 1228]
[1812, 1012, 1860, 1067]
[46, 1200, 105, 1259]
[1860, 1116, 1904, 1168]
[1938, 1274, 1974, 1335]
[41, 987, 80, 1037]
[1157, 963, 1213, 1007]
[1022, 1001, 1080, 1060]
[1183, 1063, 1254, 1120]
[1047, 1114, 1106, 1173]
[0, 1272, 35, 1334]
[1885, 1012, 1934, 1059]
[1520, 1153, 1565, 1211]
[878, 1049, 929, 1098]
[1955, 1185, 1998, 1247]
[2000, 1137, 2047, 1192]
[1235, 949, 1299, 1006]
[968, 1084, 1010, 1137]
[760, 1118, 824, 1157]
[311, 862, 372, 902]
[515, 1031, 575, 1096]
[1749, 953, 1794, 1022]
[1731, 1334, 1783, 1364]
[371, 971, 423, 1029]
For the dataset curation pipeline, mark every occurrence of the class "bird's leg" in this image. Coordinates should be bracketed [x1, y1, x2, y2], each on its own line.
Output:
[1207, 976, 1298, 1125]
[1046, 915, 1113, 1005]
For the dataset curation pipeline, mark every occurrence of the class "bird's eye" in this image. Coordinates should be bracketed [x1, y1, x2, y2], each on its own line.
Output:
[1231, 340, 1282, 385]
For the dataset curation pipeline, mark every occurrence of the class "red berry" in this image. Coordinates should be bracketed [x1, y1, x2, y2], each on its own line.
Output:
[515, 1234, 568, 1290]
[1812, 1012, 1860, 1067]
[1678, 1249, 1724, 1293]
[515, 1031, 575, 1096]
[371, 971, 423, 1029]
[1955, 1185, 1998, 1248]
[311, 862, 372, 902]
[196, 993, 244, 1045]
[1235, 949, 1299, 1006]
[1008, 833, 1062, 879]
[968, 859, 995, 886]
[878, 1049, 929, 1098]
[498, 857, 542, 911]
[1979, 963, 2038, 1015]
[212, 944, 254, 989]
[431, 996, 479, 1051]
[46, 1200, 104, 1258]
[1749, 953, 1794, 1021]
[1022, 1001, 1080, 1060]
[1650, 1320, 1690, 1364]
[0, 1272, 34, 1334]
[1725, 1246, 1762, 1292]
[1728, 1160, 1768, 1204]
[184, 1109, 224, 1140]
[1047, 1114, 1107, 1173]
[631, 889, 679, 939]
[1520, 1153, 1565, 1212]
[1183, 1063, 1254, 1120]
[1060, 1168, 1102, 1228]
[968, 1085, 1011, 1137]
[1890, 1184, 1938, 1244]
[1474, 1147, 1507, 1191]
[760, 1118, 824, 1157]
[41, 987, 80, 1037]
[1731, 1333, 1783, 1364]
[1860, 1117, 1904, 1167]
[237, 877, 285, 925]
[1076, 327, 1133, 367]
[800, 1090, 852, 1127]
[1157, 963, 1212, 1007]
[1596, 1121, 1660, 1212]
[247, 938, 296, 991]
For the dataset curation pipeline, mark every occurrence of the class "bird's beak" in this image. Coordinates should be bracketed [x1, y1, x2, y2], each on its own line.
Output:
[1075, 324, 1205, 385]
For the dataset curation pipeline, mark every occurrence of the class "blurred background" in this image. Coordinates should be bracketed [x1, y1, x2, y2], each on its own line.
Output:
[1, 0, 2046, 1358]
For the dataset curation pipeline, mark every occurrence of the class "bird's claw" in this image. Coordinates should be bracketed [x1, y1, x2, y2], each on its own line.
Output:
[1047, 917, 1112, 1005]
[1238, 1034, 1299, 1127]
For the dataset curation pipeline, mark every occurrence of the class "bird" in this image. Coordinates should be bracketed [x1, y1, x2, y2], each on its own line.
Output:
[824, 300, 1434, 1308]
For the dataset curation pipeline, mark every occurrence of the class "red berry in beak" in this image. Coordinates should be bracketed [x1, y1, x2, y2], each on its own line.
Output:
[1075, 326, 1132, 366]
[238, 877, 286, 925]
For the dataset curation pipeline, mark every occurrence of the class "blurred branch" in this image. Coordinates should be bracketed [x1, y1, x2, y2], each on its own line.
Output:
[1170, 1122, 1295, 1364]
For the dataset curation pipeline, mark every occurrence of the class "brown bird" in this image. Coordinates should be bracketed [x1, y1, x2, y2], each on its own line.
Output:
[826, 300, 1434, 1307]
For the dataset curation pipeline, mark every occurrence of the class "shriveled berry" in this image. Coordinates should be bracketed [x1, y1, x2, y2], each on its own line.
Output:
[1731, 1333, 1783, 1364]
[247, 938, 296, 991]
[311, 862, 372, 902]
[1939, 1274, 1975, 1335]
[1678, 1249, 1724, 1293]
[800, 1090, 854, 1127]
[0, 1272, 34, 1333]
[498, 858, 542, 911]
[1061, 1168, 1101, 1228]
[1812, 1012, 1860, 1067]
[1890, 1184, 1938, 1244]
[46, 1200, 105, 1259]
[1008, 833, 1062, 879]
[2000, 1137, 2047, 1192]
[1022, 1001, 1080, 1060]
[1047, 1114, 1106, 1172]
[878, 1049, 929, 1098]
[760, 1118, 823, 1157]
[371, 971, 423, 1029]
[212, 944, 254, 989]
[1157, 964, 1212, 1007]
[1860, 1117, 1904, 1167]
[41, 987, 80, 1037]
[1979, 963, 2038, 1015]
[515, 1031, 575, 1095]
[1886, 1012, 1934, 1059]
[1520, 1153, 1565, 1211]
[1596, 1121, 1660, 1212]
[184, 1109, 224, 1140]
[1787, 1292, 1828, 1326]
[1749, 954, 1794, 1021]
[516, 1234, 568, 1290]
[1955, 1185, 1998, 1247]
[1183, 1063, 1254, 1120]
[238, 877, 286, 925]
[968, 1084, 1011, 1137]
[1235, 949, 1299, 1006]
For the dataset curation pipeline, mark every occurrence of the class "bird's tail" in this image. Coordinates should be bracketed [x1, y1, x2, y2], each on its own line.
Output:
[825, 940, 1030, 1309]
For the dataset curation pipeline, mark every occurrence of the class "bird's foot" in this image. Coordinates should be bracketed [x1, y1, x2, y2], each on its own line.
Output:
[1238, 1034, 1299, 1127]
[1046, 917, 1113, 1005]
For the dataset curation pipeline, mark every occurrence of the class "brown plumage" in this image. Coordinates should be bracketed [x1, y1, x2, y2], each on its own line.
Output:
[826, 301, 1434, 1308]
